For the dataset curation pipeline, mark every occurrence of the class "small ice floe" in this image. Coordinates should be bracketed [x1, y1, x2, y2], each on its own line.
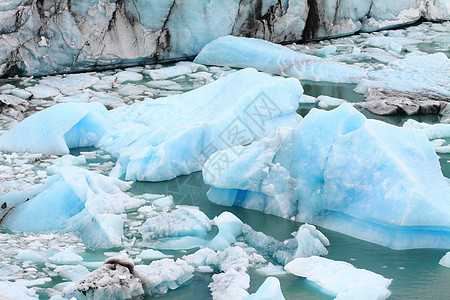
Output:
[285, 256, 392, 300]
[439, 252, 450, 268]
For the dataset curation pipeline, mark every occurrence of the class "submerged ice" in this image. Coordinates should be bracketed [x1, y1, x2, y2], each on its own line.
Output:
[204, 104, 450, 249]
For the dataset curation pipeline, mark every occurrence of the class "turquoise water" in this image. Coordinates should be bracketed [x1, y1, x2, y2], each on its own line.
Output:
[131, 171, 450, 300]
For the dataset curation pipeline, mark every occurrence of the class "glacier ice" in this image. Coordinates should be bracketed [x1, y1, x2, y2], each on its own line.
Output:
[204, 104, 450, 249]
[194, 36, 366, 83]
[285, 256, 392, 300]
[0, 102, 109, 155]
[439, 252, 450, 268]
[1, 0, 448, 77]
[245, 277, 285, 300]
[1, 166, 144, 249]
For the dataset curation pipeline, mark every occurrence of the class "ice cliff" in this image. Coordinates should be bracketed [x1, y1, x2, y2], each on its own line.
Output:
[1, 0, 449, 77]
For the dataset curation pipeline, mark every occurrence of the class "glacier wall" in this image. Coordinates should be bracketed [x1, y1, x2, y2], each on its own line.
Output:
[1, 0, 449, 77]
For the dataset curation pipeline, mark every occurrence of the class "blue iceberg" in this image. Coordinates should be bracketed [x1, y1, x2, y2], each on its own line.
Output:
[194, 36, 366, 83]
[204, 104, 450, 249]
[0, 102, 109, 155]
[1, 167, 144, 249]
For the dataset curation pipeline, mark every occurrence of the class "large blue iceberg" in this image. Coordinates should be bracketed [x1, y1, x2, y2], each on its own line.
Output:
[203, 104, 450, 249]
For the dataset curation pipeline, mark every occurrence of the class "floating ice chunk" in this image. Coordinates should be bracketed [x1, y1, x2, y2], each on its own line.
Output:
[145, 80, 184, 90]
[207, 212, 244, 251]
[48, 249, 83, 264]
[317, 95, 347, 109]
[11, 89, 32, 100]
[403, 119, 450, 140]
[209, 247, 251, 300]
[194, 36, 366, 83]
[255, 263, 286, 276]
[26, 85, 60, 98]
[139, 207, 244, 251]
[355, 53, 450, 100]
[139, 206, 213, 250]
[135, 258, 194, 296]
[0, 281, 38, 299]
[182, 248, 219, 269]
[118, 84, 147, 96]
[144, 65, 196, 80]
[0, 265, 22, 277]
[55, 92, 90, 103]
[315, 45, 337, 57]
[299, 94, 317, 104]
[40, 74, 99, 94]
[63, 255, 145, 299]
[103, 68, 302, 181]
[439, 252, 450, 268]
[242, 224, 329, 265]
[137, 249, 173, 260]
[205, 104, 450, 249]
[294, 224, 329, 259]
[151, 195, 174, 207]
[54, 265, 90, 281]
[47, 155, 86, 174]
[245, 277, 285, 300]
[285, 256, 392, 300]
[210, 268, 250, 300]
[116, 71, 143, 83]
[0, 102, 109, 155]
[1, 167, 144, 249]
[187, 71, 213, 81]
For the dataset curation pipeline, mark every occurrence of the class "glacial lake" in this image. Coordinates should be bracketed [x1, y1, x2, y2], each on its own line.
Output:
[0, 21, 449, 299]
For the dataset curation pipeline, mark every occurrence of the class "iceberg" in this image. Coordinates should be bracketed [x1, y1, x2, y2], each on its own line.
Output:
[1, 167, 144, 249]
[285, 256, 392, 300]
[194, 36, 366, 83]
[245, 277, 285, 300]
[102, 68, 302, 181]
[204, 104, 450, 249]
[0, 102, 109, 155]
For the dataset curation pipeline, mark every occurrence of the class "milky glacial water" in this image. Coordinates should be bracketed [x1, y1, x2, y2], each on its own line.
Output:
[0, 22, 449, 299]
